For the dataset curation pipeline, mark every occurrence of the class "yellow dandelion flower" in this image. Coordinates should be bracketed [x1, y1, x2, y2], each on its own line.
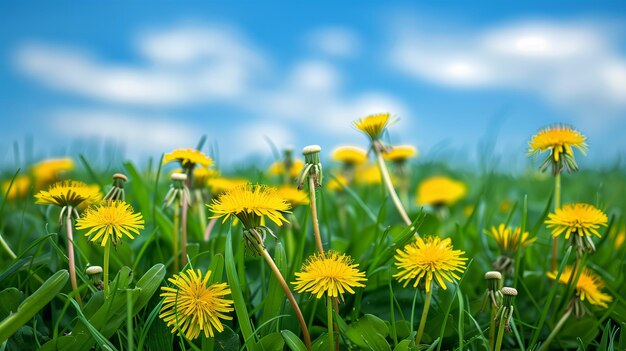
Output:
[326, 175, 348, 192]
[31, 158, 74, 190]
[208, 184, 291, 228]
[163, 148, 214, 169]
[383, 145, 418, 163]
[277, 185, 309, 207]
[35, 180, 101, 208]
[394, 236, 467, 292]
[547, 266, 612, 308]
[207, 177, 248, 194]
[160, 269, 234, 340]
[332, 146, 368, 165]
[292, 251, 366, 299]
[353, 113, 394, 141]
[2, 175, 31, 201]
[545, 203, 608, 239]
[354, 164, 382, 185]
[486, 224, 536, 254]
[268, 159, 304, 179]
[76, 200, 144, 247]
[416, 176, 466, 207]
[528, 125, 587, 173]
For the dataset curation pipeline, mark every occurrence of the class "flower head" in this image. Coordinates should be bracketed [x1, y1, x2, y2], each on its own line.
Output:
[292, 251, 366, 299]
[383, 145, 418, 163]
[394, 236, 467, 292]
[2, 175, 31, 201]
[545, 203, 608, 239]
[486, 224, 536, 255]
[207, 177, 248, 194]
[269, 159, 304, 179]
[35, 180, 101, 208]
[528, 125, 587, 173]
[163, 148, 214, 170]
[160, 269, 234, 340]
[277, 185, 309, 207]
[208, 184, 291, 228]
[326, 175, 348, 192]
[32, 158, 74, 189]
[416, 176, 466, 207]
[547, 266, 612, 309]
[353, 113, 394, 141]
[354, 164, 382, 185]
[332, 146, 368, 166]
[76, 200, 144, 247]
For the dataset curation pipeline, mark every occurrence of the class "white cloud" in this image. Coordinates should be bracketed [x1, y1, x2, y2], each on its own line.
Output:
[307, 27, 360, 58]
[389, 20, 626, 119]
[50, 109, 204, 159]
[15, 24, 265, 106]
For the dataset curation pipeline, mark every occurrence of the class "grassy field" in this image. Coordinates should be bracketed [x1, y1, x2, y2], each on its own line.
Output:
[0, 119, 625, 351]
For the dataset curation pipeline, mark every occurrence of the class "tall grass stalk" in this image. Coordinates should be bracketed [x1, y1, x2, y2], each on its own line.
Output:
[374, 151, 412, 228]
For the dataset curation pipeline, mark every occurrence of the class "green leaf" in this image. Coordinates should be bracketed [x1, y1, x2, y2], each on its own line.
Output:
[0, 288, 24, 320]
[257, 332, 285, 351]
[393, 339, 413, 351]
[0, 270, 69, 343]
[214, 325, 240, 351]
[225, 230, 257, 351]
[40, 264, 165, 351]
[281, 330, 307, 351]
[345, 314, 391, 351]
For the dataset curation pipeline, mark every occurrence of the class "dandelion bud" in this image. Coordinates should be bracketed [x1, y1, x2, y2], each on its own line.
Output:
[104, 173, 128, 201]
[86, 265, 104, 290]
[483, 271, 503, 309]
[296, 145, 323, 189]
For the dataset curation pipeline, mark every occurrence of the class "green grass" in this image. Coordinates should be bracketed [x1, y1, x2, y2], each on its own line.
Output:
[1, 148, 625, 351]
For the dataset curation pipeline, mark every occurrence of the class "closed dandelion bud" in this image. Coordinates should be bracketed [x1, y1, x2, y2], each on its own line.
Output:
[164, 173, 192, 208]
[296, 145, 323, 189]
[498, 287, 517, 332]
[483, 271, 503, 309]
[86, 265, 104, 290]
[104, 173, 128, 201]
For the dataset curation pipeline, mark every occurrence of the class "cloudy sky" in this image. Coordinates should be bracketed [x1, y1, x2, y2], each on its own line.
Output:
[1, 1, 625, 168]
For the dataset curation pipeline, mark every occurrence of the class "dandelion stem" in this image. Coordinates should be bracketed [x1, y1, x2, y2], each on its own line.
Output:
[415, 288, 432, 345]
[489, 303, 497, 350]
[196, 190, 207, 235]
[260, 246, 312, 351]
[374, 151, 413, 229]
[127, 289, 134, 351]
[181, 190, 188, 266]
[494, 309, 507, 351]
[309, 176, 325, 254]
[327, 295, 335, 351]
[103, 242, 110, 298]
[539, 308, 571, 351]
[552, 172, 561, 271]
[65, 209, 82, 306]
[204, 217, 218, 241]
[173, 202, 180, 272]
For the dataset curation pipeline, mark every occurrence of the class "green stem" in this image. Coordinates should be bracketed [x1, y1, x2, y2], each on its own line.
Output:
[494, 310, 507, 351]
[196, 190, 207, 234]
[552, 172, 561, 272]
[0, 233, 17, 258]
[181, 191, 188, 266]
[173, 203, 180, 272]
[539, 308, 571, 351]
[327, 295, 335, 351]
[65, 209, 82, 306]
[260, 246, 311, 351]
[410, 287, 419, 335]
[127, 289, 134, 351]
[489, 304, 497, 350]
[415, 288, 432, 345]
[309, 176, 325, 255]
[103, 242, 110, 298]
[374, 151, 413, 229]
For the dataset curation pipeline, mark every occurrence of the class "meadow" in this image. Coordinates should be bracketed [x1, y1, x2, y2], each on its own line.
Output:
[0, 114, 625, 351]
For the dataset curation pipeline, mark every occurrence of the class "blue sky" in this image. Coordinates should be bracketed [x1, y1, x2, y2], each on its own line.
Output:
[2, 1, 626, 168]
